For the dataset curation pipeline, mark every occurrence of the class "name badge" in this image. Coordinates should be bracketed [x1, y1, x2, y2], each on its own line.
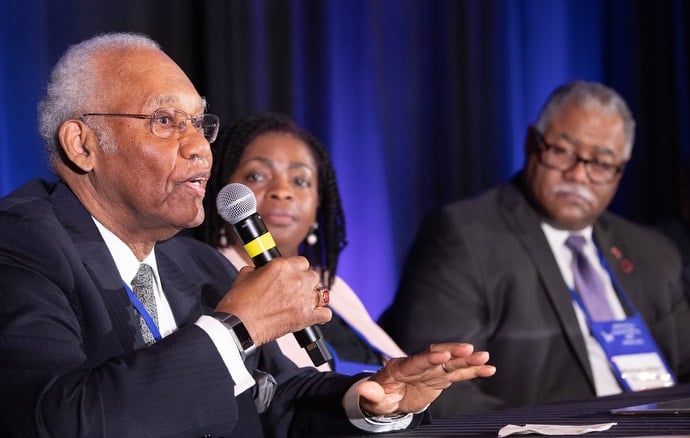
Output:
[590, 315, 676, 391]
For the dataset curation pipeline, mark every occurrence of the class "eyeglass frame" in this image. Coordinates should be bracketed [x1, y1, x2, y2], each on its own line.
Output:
[530, 126, 627, 185]
[80, 108, 220, 143]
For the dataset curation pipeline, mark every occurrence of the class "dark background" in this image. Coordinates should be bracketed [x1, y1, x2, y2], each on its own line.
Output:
[1, 0, 689, 318]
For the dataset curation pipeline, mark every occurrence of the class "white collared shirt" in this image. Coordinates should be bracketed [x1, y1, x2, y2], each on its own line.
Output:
[93, 218, 177, 336]
[92, 218, 254, 394]
[541, 223, 623, 396]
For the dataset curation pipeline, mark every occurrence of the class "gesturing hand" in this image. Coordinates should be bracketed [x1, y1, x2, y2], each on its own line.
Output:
[357, 343, 496, 416]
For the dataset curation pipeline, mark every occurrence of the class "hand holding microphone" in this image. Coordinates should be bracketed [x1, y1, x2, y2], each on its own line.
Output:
[216, 183, 333, 366]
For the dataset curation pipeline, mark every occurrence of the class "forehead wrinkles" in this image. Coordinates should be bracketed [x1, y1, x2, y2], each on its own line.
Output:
[151, 95, 207, 112]
[550, 105, 625, 157]
[559, 132, 613, 155]
[96, 48, 204, 111]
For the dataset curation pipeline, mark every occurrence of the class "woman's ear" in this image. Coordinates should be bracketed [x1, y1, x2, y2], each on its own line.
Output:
[58, 119, 96, 172]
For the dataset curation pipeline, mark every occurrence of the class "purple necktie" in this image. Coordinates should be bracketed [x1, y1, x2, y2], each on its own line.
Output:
[565, 235, 614, 321]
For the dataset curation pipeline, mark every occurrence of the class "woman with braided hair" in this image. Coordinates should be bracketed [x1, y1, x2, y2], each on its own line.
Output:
[197, 112, 405, 374]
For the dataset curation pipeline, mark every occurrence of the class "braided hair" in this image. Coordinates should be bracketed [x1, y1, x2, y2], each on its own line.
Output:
[197, 112, 347, 288]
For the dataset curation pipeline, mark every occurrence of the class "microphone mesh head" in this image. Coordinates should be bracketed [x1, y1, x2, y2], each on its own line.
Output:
[216, 183, 257, 224]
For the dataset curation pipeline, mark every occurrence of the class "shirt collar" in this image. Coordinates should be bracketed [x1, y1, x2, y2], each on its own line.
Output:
[91, 217, 159, 284]
[541, 222, 594, 248]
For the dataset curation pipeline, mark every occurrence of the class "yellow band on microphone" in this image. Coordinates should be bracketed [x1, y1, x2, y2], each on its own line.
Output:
[244, 233, 277, 258]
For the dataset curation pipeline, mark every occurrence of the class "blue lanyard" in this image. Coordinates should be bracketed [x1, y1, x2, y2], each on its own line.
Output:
[123, 281, 162, 341]
[568, 242, 677, 390]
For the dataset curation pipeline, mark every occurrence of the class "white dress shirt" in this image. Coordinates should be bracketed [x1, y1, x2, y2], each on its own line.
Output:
[93, 218, 254, 394]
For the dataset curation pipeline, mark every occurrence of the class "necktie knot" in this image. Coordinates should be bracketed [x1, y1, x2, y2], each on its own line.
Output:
[565, 234, 586, 253]
[564, 234, 613, 321]
[132, 263, 154, 291]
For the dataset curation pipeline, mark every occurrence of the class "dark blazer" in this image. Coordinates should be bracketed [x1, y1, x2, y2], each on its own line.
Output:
[0, 179, 368, 437]
[382, 174, 690, 417]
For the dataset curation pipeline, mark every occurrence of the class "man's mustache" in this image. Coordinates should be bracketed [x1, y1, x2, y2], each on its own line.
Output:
[552, 183, 595, 203]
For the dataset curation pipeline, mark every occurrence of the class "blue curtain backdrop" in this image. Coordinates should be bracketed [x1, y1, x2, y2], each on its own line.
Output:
[1, 0, 689, 320]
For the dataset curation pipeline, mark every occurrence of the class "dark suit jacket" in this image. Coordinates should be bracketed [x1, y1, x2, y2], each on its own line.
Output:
[382, 174, 690, 417]
[0, 179, 370, 437]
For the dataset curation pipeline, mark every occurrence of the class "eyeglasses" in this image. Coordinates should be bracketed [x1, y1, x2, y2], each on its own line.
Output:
[80, 108, 220, 143]
[532, 129, 626, 184]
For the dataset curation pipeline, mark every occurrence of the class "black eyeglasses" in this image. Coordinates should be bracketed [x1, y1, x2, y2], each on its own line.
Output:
[532, 129, 626, 185]
[80, 108, 220, 143]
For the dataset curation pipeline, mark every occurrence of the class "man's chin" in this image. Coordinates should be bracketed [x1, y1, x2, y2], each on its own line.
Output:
[172, 211, 205, 233]
[550, 214, 594, 231]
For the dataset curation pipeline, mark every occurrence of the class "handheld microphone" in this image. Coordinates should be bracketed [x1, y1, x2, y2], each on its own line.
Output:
[216, 183, 332, 366]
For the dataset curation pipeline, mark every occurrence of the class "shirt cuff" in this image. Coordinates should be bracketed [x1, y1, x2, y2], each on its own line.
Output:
[342, 377, 414, 432]
[195, 315, 255, 396]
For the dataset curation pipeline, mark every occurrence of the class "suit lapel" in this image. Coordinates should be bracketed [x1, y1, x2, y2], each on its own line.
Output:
[593, 216, 638, 314]
[155, 248, 210, 328]
[498, 179, 595, 386]
[51, 183, 141, 352]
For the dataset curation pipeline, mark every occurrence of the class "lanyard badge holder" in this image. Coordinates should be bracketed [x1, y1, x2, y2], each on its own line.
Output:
[571, 250, 676, 392]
